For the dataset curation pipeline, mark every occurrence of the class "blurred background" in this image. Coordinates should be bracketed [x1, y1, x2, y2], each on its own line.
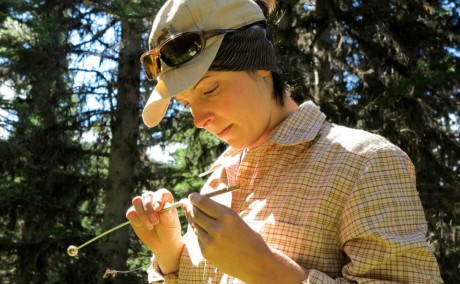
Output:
[0, 0, 458, 283]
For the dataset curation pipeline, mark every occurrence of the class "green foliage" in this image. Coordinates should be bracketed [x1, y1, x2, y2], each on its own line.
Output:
[275, 0, 460, 282]
[0, 0, 458, 283]
[0, 0, 108, 282]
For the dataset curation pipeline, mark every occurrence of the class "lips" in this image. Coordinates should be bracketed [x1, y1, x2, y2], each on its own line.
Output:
[214, 125, 232, 138]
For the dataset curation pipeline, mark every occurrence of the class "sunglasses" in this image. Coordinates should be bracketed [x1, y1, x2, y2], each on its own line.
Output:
[139, 23, 269, 81]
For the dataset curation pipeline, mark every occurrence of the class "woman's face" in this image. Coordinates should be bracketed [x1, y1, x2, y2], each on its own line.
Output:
[175, 70, 278, 149]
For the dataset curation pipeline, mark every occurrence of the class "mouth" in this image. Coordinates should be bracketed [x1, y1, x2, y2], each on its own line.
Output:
[214, 125, 232, 138]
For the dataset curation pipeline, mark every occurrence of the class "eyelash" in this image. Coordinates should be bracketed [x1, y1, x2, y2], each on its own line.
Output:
[177, 84, 217, 109]
[204, 85, 218, 96]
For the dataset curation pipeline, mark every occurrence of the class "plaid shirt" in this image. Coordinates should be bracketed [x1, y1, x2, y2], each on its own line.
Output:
[149, 101, 442, 283]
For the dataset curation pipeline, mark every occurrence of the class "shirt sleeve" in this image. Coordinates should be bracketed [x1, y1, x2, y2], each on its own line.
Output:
[147, 254, 178, 284]
[334, 146, 442, 283]
[302, 270, 352, 284]
[147, 227, 216, 283]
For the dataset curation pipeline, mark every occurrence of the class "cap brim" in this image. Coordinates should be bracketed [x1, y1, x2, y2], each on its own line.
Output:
[142, 35, 224, 128]
[142, 80, 171, 128]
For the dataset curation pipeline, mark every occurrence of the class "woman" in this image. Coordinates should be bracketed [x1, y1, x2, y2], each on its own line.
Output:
[126, 0, 442, 283]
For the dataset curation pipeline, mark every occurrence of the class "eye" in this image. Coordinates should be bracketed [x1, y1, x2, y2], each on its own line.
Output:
[203, 85, 218, 96]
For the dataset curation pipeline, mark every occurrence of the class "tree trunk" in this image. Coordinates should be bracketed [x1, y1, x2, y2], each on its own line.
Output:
[15, 1, 70, 282]
[312, 0, 334, 104]
[98, 17, 143, 283]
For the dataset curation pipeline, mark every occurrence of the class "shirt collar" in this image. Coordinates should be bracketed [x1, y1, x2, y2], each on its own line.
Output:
[268, 101, 326, 145]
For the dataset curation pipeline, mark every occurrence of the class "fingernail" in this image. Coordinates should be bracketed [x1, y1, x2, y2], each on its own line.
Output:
[146, 222, 154, 231]
[149, 214, 159, 226]
[153, 202, 160, 211]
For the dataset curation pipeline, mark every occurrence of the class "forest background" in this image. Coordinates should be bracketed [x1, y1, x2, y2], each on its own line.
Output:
[0, 0, 459, 283]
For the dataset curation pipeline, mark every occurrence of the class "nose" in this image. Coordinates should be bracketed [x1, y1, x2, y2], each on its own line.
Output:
[190, 106, 214, 129]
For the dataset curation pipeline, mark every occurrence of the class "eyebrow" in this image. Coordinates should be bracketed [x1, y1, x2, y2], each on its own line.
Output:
[176, 73, 213, 101]
[193, 74, 211, 90]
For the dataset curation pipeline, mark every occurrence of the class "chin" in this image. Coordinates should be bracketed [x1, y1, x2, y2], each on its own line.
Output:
[225, 139, 247, 150]
[226, 139, 261, 150]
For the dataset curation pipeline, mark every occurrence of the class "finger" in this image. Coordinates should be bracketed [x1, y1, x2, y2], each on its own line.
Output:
[181, 203, 208, 242]
[152, 189, 181, 228]
[132, 196, 154, 230]
[126, 206, 142, 227]
[181, 198, 205, 234]
[180, 198, 195, 224]
[182, 196, 218, 236]
[142, 192, 160, 226]
[152, 188, 175, 211]
[188, 223, 213, 258]
[193, 222, 210, 244]
[189, 193, 231, 219]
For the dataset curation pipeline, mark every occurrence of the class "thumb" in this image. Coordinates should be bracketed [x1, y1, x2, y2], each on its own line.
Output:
[158, 206, 181, 228]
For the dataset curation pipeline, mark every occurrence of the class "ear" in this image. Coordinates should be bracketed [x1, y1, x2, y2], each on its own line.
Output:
[256, 70, 271, 78]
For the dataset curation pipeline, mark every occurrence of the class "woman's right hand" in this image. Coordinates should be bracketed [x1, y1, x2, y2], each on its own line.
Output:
[126, 188, 184, 274]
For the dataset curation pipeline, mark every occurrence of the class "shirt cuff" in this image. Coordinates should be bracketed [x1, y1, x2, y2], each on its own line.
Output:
[147, 255, 179, 284]
[302, 269, 337, 284]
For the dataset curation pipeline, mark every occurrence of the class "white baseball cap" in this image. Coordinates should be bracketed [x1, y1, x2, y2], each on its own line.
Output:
[142, 0, 266, 127]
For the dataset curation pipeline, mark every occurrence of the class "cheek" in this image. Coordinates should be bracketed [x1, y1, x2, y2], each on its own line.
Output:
[214, 96, 238, 117]
[219, 100, 234, 110]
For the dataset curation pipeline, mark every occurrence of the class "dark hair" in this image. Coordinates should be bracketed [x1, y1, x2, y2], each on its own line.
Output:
[254, 0, 276, 17]
[254, 0, 290, 106]
[272, 71, 290, 106]
[247, 70, 290, 106]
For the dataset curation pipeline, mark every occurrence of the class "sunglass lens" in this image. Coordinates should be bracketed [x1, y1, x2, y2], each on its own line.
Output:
[161, 33, 203, 66]
[142, 53, 160, 80]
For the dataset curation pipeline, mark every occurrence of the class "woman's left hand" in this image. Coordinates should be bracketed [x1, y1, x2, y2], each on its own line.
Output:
[180, 193, 309, 283]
